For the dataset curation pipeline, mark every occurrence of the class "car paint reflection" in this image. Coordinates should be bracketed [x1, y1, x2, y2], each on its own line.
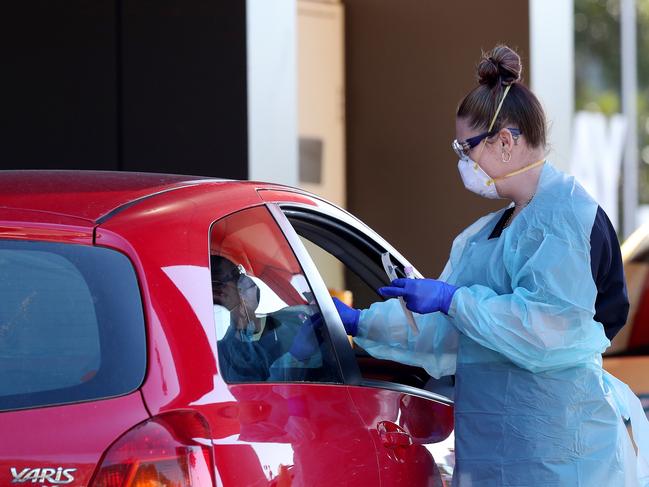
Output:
[206, 384, 380, 485]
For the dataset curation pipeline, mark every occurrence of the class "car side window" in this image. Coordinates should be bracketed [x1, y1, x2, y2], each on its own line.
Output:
[287, 209, 454, 398]
[209, 206, 342, 384]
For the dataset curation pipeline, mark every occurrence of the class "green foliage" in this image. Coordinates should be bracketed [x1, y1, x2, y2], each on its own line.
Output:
[575, 0, 620, 101]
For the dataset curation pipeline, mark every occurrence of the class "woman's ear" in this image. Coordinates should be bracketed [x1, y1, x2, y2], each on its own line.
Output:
[498, 128, 515, 152]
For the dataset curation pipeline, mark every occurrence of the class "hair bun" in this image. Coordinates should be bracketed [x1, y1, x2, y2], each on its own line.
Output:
[477, 45, 522, 88]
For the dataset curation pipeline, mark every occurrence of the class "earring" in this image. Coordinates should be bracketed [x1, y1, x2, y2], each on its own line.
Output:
[502, 150, 512, 163]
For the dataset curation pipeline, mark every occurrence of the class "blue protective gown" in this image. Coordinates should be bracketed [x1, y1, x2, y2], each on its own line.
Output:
[354, 162, 649, 486]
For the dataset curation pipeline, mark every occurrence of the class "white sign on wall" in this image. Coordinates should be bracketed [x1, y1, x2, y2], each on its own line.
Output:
[570, 111, 627, 231]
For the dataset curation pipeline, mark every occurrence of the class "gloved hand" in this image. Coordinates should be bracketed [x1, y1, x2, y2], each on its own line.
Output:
[332, 297, 360, 336]
[378, 278, 458, 315]
[289, 313, 323, 361]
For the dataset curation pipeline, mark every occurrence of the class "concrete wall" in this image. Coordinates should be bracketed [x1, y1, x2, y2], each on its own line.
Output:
[530, 0, 574, 171]
[247, 0, 298, 186]
[344, 0, 530, 277]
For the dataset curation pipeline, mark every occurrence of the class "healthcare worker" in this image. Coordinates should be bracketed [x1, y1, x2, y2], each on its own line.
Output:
[334, 45, 649, 486]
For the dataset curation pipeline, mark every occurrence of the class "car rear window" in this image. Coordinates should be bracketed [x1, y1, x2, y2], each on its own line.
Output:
[0, 240, 146, 412]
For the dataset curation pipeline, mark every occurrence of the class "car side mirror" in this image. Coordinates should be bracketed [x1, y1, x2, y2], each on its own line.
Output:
[398, 394, 454, 444]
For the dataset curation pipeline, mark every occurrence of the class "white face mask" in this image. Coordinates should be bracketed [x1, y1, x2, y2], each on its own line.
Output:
[457, 157, 500, 199]
[455, 84, 510, 200]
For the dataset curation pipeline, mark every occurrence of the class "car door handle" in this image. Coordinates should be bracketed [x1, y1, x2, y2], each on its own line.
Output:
[381, 431, 413, 448]
[377, 421, 412, 448]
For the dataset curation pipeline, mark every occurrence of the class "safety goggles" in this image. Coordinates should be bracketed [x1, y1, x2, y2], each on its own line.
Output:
[452, 127, 521, 161]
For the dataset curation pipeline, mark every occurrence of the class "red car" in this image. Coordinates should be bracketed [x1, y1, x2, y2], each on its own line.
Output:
[0, 171, 454, 486]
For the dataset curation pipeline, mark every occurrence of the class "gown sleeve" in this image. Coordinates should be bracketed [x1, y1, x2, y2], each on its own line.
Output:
[351, 214, 494, 379]
[448, 225, 611, 373]
[353, 298, 459, 378]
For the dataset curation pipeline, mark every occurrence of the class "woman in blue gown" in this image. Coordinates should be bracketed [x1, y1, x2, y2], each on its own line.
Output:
[334, 45, 649, 486]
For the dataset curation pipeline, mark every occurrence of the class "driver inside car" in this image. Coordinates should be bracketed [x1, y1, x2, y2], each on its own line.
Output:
[211, 255, 324, 382]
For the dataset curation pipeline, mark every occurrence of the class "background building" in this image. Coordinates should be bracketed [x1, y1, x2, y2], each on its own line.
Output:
[1, 0, 642, 280]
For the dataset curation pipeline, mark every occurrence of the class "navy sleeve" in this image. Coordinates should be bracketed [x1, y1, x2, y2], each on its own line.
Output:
[589, 206, 630, 340]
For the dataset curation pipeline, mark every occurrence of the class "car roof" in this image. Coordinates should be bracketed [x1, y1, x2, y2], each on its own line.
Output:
[0, 170, 232, 223]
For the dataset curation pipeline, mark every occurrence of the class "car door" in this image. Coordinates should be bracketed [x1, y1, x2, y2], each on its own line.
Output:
[204, 204, 380, 486]
[259, 190, 455, 486]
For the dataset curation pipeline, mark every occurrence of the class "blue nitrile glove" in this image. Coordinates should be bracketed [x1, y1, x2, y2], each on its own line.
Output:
[289, 313, 323, 361]
[332, 297, 360, 336]
[378, 278, 458, 315]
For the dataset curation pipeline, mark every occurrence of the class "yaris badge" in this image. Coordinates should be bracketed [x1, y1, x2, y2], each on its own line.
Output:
[10, 467, 77, 484]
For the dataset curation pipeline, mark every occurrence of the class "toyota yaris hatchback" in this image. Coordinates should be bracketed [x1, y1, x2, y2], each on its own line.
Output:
[0, 171, 454, 486]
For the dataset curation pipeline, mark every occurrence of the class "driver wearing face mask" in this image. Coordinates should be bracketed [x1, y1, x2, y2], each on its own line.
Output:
[211, 255, 324, 383]
[332, 45, 647, 487]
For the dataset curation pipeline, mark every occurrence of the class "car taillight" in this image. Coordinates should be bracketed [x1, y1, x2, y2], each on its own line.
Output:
[89, 411, 215, 487]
